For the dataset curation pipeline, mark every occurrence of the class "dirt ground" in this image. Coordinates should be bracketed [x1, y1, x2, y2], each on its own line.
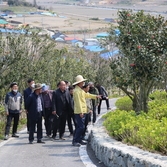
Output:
[10, 14, 109, 32]
[7, 1, 167, 37]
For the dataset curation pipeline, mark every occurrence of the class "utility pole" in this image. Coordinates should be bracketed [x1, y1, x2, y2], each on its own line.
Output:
[0, 0, 2, 13]
[33, 0, 37, 7]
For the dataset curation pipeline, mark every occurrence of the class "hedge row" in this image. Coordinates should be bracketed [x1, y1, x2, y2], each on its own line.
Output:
[103, 91, 167, 154]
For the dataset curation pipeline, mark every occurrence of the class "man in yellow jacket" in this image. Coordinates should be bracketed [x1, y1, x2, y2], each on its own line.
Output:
[72, 75, 101, 146]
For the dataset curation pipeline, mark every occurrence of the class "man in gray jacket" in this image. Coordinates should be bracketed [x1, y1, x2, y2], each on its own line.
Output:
[4, 82, 22, 140]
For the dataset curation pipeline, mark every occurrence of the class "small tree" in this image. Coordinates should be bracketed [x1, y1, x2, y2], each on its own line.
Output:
[109, 10, 167, 113]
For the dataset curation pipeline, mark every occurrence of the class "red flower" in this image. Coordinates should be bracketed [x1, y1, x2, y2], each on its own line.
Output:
[130, 63, 135, 67]
[127, 13, 131, 17]
[137, 45, 141, 49]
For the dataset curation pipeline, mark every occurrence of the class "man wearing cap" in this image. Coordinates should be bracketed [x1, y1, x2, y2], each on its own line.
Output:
[72, 75, 101, 146]
[26, 83, 45, 144]
[4, 82, 22, 140]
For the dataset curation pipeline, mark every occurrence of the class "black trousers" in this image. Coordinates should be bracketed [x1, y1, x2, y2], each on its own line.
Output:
[44, 108, 52, 136]
[98, 97, 110, 114]
[91, 100, 97, 123]
[52, 112, 67, 138]
[26, 113, 30, 132]
[67, 113, 77, 134]
[5, 113, 20, 135]
[29, 112, 43, 142]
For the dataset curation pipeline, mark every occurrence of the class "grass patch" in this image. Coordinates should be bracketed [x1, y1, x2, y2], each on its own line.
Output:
[1, 6, 37, 14]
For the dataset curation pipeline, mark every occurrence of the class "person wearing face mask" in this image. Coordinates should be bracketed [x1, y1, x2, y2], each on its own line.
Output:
[4, 82, 22, 140]
[23, 78, 35, 134]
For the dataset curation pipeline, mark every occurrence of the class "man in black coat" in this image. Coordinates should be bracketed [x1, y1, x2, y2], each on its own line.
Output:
[26, 83, 45, 144]
[67, 86, 77, 137]
[41, 84, 53, 137]
[23, 78, 35, 133]
[96, 83, 111, 114]
[52, 81, 72, 140]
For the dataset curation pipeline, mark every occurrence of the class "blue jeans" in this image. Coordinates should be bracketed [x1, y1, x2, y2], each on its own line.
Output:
[73, 114, 85, 143]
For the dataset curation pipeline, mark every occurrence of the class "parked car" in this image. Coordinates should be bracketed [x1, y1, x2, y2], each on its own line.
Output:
[55, 37, 64, 42]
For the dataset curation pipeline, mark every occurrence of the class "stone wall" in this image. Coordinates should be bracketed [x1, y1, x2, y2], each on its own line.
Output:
[89, 118, 167, 167]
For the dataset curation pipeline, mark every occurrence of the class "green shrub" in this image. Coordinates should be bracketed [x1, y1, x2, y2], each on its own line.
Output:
[19, 118, 26, 125]
[103, 110, 136, 141]
[103, 110, 167, 154]
[149, 90, 167, 100]
[115, 96, 133, 111]
[0, 121, 6, 140]
[148, 101, 167, 120]
[89, 18, 99, 21]
[103, 91, 167, 154]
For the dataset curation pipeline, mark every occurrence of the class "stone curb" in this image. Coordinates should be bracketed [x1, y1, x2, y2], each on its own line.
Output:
[88, 112, 167, 167]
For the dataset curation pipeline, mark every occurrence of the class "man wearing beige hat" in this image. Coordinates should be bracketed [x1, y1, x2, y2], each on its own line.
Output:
[72, 75, 101, 146]
[26, 83, 45, 144]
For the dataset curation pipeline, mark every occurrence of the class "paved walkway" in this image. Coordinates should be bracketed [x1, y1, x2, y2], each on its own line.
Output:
[0, 99, 116, 167]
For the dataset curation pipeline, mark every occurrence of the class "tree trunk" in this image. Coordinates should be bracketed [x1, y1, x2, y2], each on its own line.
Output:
[133, 82, 149, 113]
[33, 0, 37, 7]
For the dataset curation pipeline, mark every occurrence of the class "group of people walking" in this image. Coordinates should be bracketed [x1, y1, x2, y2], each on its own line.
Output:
[4, 75, 111, 146]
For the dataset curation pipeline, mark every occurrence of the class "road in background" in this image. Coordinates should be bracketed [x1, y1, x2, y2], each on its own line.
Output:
[26, 1, 167, 19]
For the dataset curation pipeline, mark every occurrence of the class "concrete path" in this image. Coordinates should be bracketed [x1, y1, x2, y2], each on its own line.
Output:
[0, 99, 117, 167]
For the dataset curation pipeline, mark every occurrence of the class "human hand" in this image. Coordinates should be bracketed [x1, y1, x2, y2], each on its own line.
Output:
[80, 113, 84, 118]
[52, 111, 56, 115]
[96, 95, 102, 99]
[6, 112, 9, 116]
[89, 110, 93, 113]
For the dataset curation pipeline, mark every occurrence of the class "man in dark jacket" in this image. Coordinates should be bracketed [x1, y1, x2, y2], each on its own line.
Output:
[26, 83, 45, 144]
[4, 82, 22, 140]
[52, 81, 72, 140]
[23, 78, 35, 133]
[41, 84, 53, 138]
[67, 86, 77, 137]
[96, 83, 111, 114]
[88, 82, 99, 124]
